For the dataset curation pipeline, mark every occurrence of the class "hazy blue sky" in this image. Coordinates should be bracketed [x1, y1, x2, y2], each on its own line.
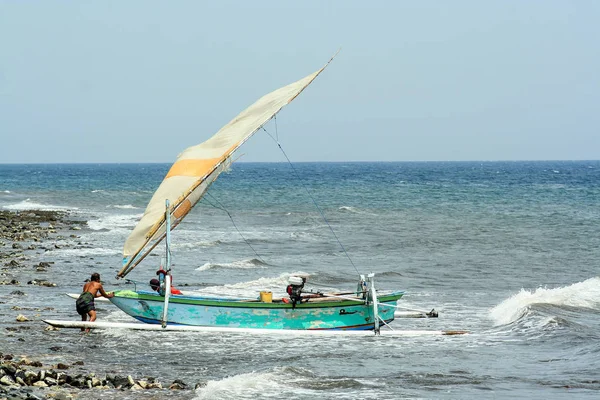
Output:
[1, 1, 598, 163]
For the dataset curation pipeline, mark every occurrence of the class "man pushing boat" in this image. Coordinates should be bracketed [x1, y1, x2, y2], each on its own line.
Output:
[75, 272, 114, 332]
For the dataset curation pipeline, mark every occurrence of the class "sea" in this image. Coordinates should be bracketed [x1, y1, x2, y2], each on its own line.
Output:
[1, 161, 599, 399]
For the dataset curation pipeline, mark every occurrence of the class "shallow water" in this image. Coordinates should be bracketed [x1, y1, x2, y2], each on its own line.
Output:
[1, 161, 599, 399]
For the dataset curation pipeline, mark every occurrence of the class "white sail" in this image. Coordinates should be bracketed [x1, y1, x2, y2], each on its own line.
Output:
[118, 56, 335, 277]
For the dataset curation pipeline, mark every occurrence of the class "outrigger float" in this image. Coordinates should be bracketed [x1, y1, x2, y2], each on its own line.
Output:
[50, 54, 465, 336]
[43, 319, 467, 336]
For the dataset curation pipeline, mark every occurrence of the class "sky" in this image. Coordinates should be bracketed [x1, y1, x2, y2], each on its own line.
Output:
[0, 1, 599, 163]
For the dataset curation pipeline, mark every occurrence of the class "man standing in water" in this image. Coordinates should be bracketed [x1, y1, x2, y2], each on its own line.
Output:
[76, 272, 114, 332]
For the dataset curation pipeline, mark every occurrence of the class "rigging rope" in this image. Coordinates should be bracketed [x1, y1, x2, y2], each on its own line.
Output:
[261, 126, 361, 277]
[202, 193, 266, 264]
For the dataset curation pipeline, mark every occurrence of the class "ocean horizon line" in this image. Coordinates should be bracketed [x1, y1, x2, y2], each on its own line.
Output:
[1, 159, 599, 166]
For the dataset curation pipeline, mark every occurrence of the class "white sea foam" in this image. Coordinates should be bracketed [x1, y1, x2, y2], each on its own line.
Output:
[3, 199, 75, 211]
[52, 247, 120, 257]
[87, 213, 141, 231]
[108, 204, 138, 209]
[199, 271, 310, 298]
[196, 259, 265, 272]
[489, 277, 600, 326]
[1, 190, 10, 194]
[338, 205, 377, 216]
[175, 240, 222, 249]
[194, 370, 285, 400]
[290, 230, 320, 240]
[194, 367, 369, 400]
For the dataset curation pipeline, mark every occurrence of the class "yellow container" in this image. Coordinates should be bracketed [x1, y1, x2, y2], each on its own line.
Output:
[260, 291, 272, 303]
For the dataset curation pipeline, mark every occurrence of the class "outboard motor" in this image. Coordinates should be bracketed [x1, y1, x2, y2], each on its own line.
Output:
[356, 274, 367, 299]
[286, 276, 305, 308]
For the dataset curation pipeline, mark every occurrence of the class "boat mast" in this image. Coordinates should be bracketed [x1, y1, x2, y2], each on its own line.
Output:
[161, 199, 172, 328]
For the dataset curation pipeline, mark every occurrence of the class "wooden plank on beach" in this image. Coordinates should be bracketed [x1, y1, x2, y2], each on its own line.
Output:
[42, 320, 468, 336]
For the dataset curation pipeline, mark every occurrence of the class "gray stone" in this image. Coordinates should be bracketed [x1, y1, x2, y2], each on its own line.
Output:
[70, 376, 86, 388]
[44, 377, 57, 386]
[0, 374, 16, 386]
[24, 370, 38, 385]
[1, 363, 17, 375]
[44, 326, 60, 331]
[110, 374, 129, 388]
[169, 380, 187, 390]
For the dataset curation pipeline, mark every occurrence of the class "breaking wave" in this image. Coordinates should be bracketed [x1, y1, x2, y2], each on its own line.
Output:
[87, 213, 141, 232]
[489, 277, 600, 326]
[3, 199, 74, 211]
[194, 366, 369, 400]
[196, 258, 267, 272]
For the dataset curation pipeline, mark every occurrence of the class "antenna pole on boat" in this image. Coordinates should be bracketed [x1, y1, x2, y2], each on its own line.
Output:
[367, 273, 380, 335]
[161, 199, 172, 328]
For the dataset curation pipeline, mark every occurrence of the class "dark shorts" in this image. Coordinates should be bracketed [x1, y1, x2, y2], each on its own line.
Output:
[76, 292, 95, 315]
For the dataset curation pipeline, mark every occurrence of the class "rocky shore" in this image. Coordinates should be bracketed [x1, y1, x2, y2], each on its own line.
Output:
[0, 210, 80, 287]
[1, 210, 201, 399]
[1, 352, 194, 400]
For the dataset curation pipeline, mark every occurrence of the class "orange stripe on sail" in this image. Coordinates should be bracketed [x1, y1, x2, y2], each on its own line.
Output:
[165, 158, 220, 179]
[173, 199, 192, 220]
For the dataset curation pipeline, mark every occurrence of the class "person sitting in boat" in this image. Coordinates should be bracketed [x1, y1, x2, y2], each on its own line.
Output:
[75, 272, 114, 332]
[149, 278, 182, 295]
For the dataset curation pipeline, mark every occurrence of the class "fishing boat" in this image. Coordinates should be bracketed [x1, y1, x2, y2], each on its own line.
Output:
[108, 55, 405, 332]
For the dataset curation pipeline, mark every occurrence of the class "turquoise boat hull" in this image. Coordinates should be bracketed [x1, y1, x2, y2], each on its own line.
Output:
[110, 290, 404, 330]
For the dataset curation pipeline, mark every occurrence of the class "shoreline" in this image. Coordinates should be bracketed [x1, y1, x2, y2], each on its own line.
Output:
[0, 210, 200, 399]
